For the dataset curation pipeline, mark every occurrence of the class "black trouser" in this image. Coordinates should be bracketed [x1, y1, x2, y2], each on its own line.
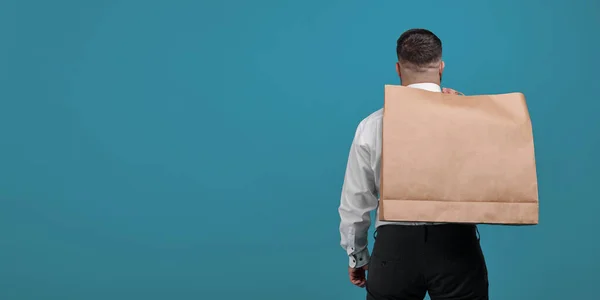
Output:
[366, 224, 488, 300]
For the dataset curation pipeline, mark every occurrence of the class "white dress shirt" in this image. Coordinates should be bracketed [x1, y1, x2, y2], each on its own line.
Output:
[338, 83, 443, 268]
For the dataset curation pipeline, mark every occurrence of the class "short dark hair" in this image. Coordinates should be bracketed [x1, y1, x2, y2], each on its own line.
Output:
[396, 29, 442, 67]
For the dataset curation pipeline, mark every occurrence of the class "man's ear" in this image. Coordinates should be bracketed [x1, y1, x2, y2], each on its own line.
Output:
[439, 61, 445, 76]
[396, 62, 401, 78]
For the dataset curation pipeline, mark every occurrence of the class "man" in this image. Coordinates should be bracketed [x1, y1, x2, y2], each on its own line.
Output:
[338, 29, 488, 300]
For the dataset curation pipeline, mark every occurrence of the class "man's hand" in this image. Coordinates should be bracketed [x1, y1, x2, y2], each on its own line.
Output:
[349, 265, 368, 288]
[442, 87, 464, 95]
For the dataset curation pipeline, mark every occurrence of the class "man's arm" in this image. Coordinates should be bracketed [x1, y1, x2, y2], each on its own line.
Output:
[338, 122, 378, 270]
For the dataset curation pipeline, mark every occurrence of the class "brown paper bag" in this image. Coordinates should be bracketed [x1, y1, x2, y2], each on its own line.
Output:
[380, 85, 539, 224]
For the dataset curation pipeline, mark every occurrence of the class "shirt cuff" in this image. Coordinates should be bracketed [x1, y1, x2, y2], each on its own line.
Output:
[348, 248, 370, 268]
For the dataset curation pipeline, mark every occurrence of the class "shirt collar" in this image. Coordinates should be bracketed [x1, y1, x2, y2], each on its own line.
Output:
[406, 83, 442, 93]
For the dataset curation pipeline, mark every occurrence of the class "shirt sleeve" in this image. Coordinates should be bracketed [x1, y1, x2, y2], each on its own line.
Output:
[338, 122, 378, 268]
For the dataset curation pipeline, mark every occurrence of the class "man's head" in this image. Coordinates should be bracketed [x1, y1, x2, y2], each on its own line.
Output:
[395, 29, 444, 85]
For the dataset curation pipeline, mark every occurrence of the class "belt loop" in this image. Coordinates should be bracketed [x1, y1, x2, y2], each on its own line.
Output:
[373, 228, 378, 240]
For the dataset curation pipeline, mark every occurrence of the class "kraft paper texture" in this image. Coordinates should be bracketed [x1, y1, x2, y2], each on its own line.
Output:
[380, 85, 539, 224]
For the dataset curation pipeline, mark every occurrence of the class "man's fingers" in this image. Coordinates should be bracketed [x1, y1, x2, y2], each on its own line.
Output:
[442, 87, 463, 95]
[443, 88, 455, 94]
[349, 266, 368, 287]
[357, 279, 366, 288]
[356, 278, 366, 288]
[351, 278, 366, 288]
[349, 270, 366, 287]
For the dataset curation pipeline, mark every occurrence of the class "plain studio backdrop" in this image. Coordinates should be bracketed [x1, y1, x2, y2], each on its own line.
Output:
[1, 0, 598, 299]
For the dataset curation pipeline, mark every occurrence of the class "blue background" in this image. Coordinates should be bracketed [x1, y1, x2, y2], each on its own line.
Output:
[1, 0, 599, 299]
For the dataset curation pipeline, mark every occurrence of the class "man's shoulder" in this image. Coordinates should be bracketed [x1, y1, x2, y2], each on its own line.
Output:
[357, 108, 383, 129]
[354, 108, 382, 140]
